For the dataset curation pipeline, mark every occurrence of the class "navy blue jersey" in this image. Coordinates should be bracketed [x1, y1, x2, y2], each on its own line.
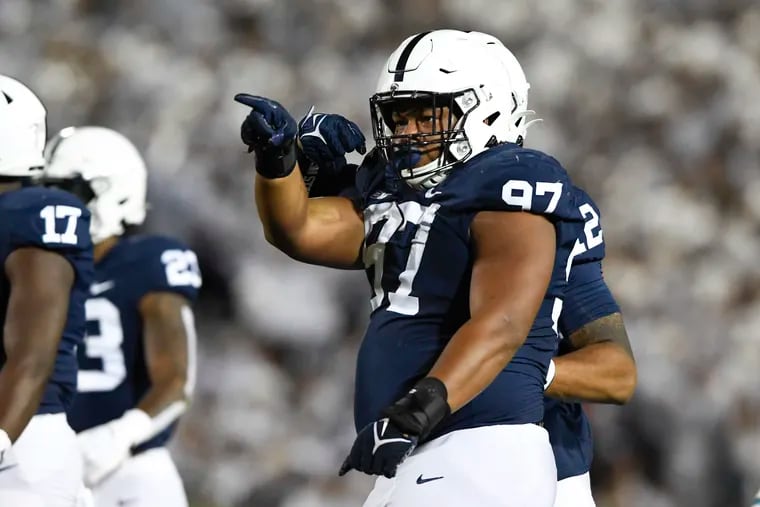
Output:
[67, 234, 200, 453]
[353, 144, 586, 439]
[544, 188, 621, 480]
[0, 187, 93, 414]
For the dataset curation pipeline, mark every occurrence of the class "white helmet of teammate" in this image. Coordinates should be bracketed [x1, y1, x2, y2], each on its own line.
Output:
[0, 75, 47, 178]
[371, 29, 536, 190]
[44, 126, 147, 243]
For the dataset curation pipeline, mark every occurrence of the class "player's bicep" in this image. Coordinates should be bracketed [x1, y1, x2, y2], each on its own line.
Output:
[469, 211, 556, 335]
[3, 247, 74, 364]
[138, 292, 194, 394]
[291, 196, 365, 269]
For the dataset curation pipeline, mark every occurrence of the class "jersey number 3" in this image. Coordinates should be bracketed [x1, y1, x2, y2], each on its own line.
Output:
[78, 298, 126, 392]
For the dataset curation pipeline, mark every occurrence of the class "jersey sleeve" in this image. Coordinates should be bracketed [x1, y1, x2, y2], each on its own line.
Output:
[136, 236, 202, 303]
[6, 188, 94, 282]
[449, 145, 583, 222]
[558, 261, 620, 337]
[572, 187, 606, 264]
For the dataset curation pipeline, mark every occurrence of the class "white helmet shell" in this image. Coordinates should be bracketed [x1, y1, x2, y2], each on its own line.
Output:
[44, 126, 148, 243]
[371, 30, 533, 190]
[0, 75, 47, 178]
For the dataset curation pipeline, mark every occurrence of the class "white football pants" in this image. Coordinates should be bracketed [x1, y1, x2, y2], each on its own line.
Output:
[363, 423, 557, 507]
[554, 472, 596, 507]
[90, 447, 188, 507]
[0, 413, 86, 507]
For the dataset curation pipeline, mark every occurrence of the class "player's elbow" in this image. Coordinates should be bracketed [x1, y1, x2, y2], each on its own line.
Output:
[151, 366, 193, 402]
[484, 314, 531, 359]
[609, 360, 637, 404]
[263, 226, 306, 259]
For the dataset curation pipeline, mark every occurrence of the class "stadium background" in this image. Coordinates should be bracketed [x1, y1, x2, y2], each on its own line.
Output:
[2, 0, 760, 505]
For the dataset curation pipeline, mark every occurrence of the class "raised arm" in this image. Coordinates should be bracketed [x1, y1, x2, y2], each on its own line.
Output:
[235, 94, 366, 269]
[255, 173, 365, 268]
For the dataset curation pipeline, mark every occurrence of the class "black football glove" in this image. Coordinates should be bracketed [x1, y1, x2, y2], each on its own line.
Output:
[339, 377, 450, 478]
[296, 107, 366, 196]
[234, 93, 298, 178]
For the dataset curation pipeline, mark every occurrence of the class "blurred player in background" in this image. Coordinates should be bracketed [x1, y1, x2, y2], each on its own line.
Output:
[236, 29, 591, 506]
[43, 126, 201, 507]
[0, 75, 93, 507]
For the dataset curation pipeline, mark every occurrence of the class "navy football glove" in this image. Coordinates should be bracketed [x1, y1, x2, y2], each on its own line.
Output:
[234, 93, 298, 178]
[297, 107, 366, 169]
[297, 107, 366, 196]
[339, 377, 450, 478]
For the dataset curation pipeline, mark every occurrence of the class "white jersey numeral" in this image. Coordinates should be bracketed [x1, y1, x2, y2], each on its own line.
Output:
[161, 249, 202, 288]
[78, 297, 127, 392]
[40, 205, 81, 245]
[363, 202, 440, 316]
[501, 179, 563, 213]
[578, 203, 603, 250]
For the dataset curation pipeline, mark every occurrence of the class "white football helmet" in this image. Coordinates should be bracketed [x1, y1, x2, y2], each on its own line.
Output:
[44, 126, 147, 243]
[370, 30, 534, 190]
[0, 75, 46, 178]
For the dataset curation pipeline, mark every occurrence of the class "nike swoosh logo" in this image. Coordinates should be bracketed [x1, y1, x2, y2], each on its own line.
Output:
[0, 463, 18, 473]
[90, 280, 115, 295]
[425, 189, 442, 198]
[416, 474, 444, 484]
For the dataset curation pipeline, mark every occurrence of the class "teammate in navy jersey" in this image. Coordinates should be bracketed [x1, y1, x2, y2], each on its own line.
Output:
[295, 109, 636, 506]
[43, 126, 200, 507]
[544, 188, 636, 507]
[0, 75, 93, 507]
[235, 30, 592, 506]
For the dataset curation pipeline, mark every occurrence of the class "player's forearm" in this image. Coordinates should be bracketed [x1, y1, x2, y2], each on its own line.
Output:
[132, 377, 189, 443]
[254, 167, 311, 251]
[137, 375, 189, 419]
[428, 317, 527, 412]
[545, 342, 636, 404]
[0, 355, 55, 441]
[1, 252, 71, 441]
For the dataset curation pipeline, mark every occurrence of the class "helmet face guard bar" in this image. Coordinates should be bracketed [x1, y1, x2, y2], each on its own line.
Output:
[370, 89, 479, 180]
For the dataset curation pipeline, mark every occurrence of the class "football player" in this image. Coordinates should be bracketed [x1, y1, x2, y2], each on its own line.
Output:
[293, 108, 636, 507]
[236, 30, 590, 506]
[471, 33, 638, 506]
[544, 187, 635, 507]
[0, 75, 94, 507]
[43, 126, 201, 507]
